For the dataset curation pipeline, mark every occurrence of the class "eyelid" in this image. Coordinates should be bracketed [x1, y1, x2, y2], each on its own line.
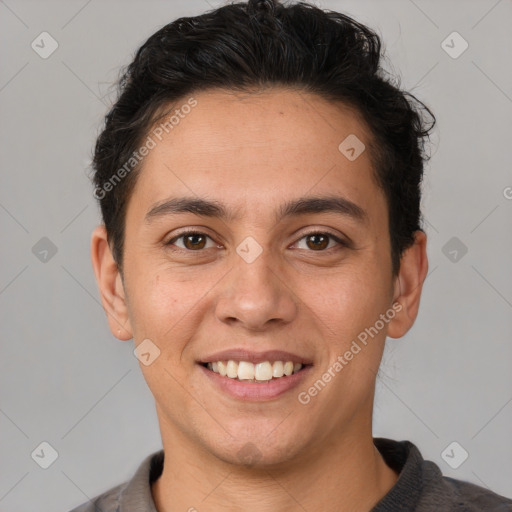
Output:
[166, 228, 349, 252]
[166, 229, 221, 250]
[291, 229, 349, 250]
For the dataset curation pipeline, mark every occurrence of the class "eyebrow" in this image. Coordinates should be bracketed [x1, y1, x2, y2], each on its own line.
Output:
[145, 195, 368, 225]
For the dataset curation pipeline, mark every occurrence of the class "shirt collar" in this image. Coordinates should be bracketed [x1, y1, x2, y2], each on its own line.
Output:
[115, 439, 421, 511]
[118, 449, 164, 511]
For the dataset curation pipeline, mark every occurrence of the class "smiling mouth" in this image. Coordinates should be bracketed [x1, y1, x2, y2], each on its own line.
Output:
[199, 360, 312, 383]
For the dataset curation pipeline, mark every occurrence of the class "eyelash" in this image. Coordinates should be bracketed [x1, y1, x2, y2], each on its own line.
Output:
[165, 230, 348, 253]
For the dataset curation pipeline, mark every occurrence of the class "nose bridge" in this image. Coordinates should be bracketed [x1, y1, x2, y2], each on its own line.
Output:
[215, 240, 297, 329]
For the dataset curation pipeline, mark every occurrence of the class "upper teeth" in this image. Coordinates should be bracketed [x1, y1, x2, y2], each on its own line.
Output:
[206, 360, 303, 382]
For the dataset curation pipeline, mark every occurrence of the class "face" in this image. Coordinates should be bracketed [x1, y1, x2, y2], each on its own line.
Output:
[93, 88, 427, 467]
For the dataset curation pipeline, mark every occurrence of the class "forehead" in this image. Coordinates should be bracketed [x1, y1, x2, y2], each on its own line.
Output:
[128, 88, 384, 226]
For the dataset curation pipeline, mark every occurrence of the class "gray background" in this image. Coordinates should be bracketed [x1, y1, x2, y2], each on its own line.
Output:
[1, 0, 511, 510]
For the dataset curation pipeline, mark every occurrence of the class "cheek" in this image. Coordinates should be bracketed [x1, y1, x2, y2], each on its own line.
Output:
[300, 263, 391, 340]
[125, 268, 180, 338]
[306, 272, 391, 404]
[126, 265, 217, 350]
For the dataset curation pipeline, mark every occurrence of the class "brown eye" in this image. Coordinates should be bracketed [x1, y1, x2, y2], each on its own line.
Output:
[294, 232, 346, 252]
[183, 233, 207, 250]
[167, 231, 216, 251]
[306, 233, 329, 250]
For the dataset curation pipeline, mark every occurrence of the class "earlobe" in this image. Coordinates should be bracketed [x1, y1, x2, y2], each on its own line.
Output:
[387, 230, 428, 339]
[90, 225, 133, 341]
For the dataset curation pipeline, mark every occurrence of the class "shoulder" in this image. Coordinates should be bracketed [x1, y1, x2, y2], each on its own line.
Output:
[419, 458, 512, 511]
[373, 438, 512, 512]
[443, 476, 512, 512]
[67, 482, 124, 512]
[66, 449, 164, 512]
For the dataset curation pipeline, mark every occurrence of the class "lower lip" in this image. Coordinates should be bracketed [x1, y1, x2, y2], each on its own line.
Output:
[198, 363, 313, 401]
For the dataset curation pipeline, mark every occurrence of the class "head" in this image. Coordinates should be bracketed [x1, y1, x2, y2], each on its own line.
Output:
[91, 0, 433, 466]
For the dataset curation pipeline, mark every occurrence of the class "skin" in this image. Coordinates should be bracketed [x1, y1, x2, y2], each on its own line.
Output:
[91, 88, 428, 512]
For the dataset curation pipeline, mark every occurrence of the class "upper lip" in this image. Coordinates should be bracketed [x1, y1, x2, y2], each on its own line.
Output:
[198, 349, 314, 365]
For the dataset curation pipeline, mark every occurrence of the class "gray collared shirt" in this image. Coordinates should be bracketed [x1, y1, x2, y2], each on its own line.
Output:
[69, 450, 162, 512]
[68, 438, 512, 511]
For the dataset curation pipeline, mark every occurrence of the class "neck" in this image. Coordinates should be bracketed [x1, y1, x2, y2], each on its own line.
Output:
[151, 411, 398, 512]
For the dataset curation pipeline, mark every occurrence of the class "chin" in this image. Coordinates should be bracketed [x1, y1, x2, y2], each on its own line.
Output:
[206, 434, 303, 469]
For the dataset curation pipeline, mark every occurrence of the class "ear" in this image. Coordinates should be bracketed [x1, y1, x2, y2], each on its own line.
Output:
[90, 225, 133, 341]
[386, 230, 428, 339]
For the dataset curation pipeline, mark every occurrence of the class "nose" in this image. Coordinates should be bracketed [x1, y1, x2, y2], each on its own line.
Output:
[214, 250, 298, 331]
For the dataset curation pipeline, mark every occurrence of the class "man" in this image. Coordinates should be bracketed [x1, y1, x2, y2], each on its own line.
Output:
[72, 0, 512, 510]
